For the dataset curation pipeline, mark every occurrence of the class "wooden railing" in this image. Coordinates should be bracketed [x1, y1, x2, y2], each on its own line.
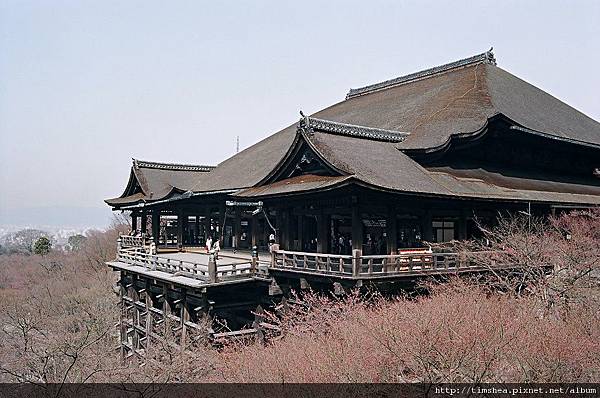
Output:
[119, 235, 147, 248]
[272, 250, 353, 275]
[116, 246, 258, 283]
[357, 252, 462, 276]
[116, 236, 494, 282]
[271, 249, 488, 278]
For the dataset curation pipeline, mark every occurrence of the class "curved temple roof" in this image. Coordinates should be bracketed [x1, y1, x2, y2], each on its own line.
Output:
[105, 159, 215, 208]
[106, 50, 600, 208]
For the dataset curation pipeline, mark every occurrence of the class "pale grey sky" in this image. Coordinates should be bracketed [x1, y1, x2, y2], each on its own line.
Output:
[1, 0, 599, 226]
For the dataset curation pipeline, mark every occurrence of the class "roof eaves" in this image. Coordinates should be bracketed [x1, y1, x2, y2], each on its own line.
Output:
[132, 159, 150, 195]
[346, 48, 496, 99]
[509, 125, 600, 150]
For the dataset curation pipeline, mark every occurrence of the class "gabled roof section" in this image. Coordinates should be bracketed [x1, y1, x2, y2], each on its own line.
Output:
[347, 49, 496, 99]
[256, 115, 411, 187]
[105, 159, 215, 208]
[257, 124, 348, 186]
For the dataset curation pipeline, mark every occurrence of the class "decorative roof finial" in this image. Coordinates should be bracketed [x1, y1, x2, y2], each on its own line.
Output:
[486, 47, 497, 65]
[299, 110, 310, 128]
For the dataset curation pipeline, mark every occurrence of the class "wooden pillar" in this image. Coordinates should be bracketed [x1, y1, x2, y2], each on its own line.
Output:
[387, 206, 397, 255]
[205, 209, 212, 241]
[422, 210, 433, 242]
[275, 210, 283, 244]
[119, 274, 128, 361]
[233, 210, 241, 250]
[282, 209, 291, 250]
[251, 215, 259, 247]
[352, 249, 361, 276]
[316, 212, 328, 253]
[152, 211, 160, 244]
[208, 253, 217, 283]
[131, 212, 138, 232]
[162, 284, 171, 339]
[219, 203, 226, 246]
[130, 284, 140, 350]
[144, 280, 153, 351]
[270, 244, 280, 266]
[297, 214, 304, 251]
[180, 290, 189, 350]
[458, 210, 467, 240]
[194, 215, 200, 245]
[351, 202, 363, 252]
[177, 208, 184, 251]
[141, 211, 147, 235]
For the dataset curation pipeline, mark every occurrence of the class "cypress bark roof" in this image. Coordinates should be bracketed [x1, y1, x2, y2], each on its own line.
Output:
[106, 50, 600, 207]
[189, 50, 599, 192]
[104, 159, 214, 207]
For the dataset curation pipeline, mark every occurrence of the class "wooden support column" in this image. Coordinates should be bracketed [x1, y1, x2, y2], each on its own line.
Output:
[233, 210, 241, 250]
[194, 215, 200, 245]
[205, 209, 212, 241]
[251, 215, 259, 247]
[180, 290, 189, 350]
[352, 249, 362, 277]
[152, 212, 160, 244]
[458, 210, 467, 240]
[177, 208, 184, 251]
[351, 201, 363, 253]
[130, 283, 140, 350]
[297, 214, 304, 251]
[141, 211, 147, 235]
[162, 284, 171, 339]
[282, 209, 291, 250]
[387, 206, 397, 255]
[422, 210, 433, 242]
[316, 212, 328, 253]
[208, 253, 217, 283]
[275, 210, 283, 245]
[131, 213, 138, 233]
[219, 203, 226, 246]
[119, 273, 128, 361]
[144, 280, 153, 351]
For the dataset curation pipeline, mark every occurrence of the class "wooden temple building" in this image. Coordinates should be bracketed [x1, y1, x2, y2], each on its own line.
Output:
[105, 50, 600, 355]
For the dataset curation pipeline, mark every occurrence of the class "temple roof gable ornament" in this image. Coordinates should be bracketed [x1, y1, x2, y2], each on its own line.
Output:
[132, 159, 215, 172]
[346, 48, 496, 99]
[297, 112, 409, 143]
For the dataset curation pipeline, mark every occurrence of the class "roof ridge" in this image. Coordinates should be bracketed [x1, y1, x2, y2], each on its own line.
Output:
[346, 48, 496, 100]
[133, 158, 215, 172]
[298, 114, 409, 143]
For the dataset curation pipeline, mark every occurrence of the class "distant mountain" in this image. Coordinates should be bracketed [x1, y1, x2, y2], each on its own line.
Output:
[0, 206, 115, 230]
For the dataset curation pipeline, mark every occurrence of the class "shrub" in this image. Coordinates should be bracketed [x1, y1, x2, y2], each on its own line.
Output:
[33, 236, 52, 256]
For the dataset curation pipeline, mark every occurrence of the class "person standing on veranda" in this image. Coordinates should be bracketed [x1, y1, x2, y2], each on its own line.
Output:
[206, 236, 213, 254]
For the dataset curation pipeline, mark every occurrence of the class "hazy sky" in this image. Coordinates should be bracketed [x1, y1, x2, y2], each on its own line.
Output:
[1, 1, 599, 219]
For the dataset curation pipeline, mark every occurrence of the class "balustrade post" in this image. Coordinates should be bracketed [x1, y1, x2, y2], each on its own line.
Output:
[352, 249, 361, 277]
[117, 237, 122, 258]
[251, 245, 258, 274]
[208, 253, 217, 283]
[270, 244, 280, 267]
